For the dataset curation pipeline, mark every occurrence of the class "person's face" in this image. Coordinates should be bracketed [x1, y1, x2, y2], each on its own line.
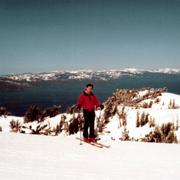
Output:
[86, 86, 93, 94]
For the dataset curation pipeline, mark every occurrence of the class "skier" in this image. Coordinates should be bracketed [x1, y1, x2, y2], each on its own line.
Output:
[77, 83, 104, 143]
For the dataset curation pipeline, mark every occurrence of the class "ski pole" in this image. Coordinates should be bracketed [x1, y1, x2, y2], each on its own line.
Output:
[79, 126, 82, 145]
[78, 110, 83, 145]
[95, 108, 102, 138]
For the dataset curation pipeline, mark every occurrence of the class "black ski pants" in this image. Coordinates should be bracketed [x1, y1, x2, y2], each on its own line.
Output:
[83, 110, 95, 138]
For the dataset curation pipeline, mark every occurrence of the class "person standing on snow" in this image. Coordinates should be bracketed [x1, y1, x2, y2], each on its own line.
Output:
[77, 83, 104, 143]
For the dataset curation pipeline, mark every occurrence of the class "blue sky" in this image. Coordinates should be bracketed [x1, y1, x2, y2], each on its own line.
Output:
[0, 0, 180, 74]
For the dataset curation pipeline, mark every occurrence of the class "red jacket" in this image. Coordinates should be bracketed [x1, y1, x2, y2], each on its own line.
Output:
[77, 91, 101, 111]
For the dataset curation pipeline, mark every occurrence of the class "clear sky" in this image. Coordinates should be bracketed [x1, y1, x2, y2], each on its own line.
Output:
[0, 0, 180, 74]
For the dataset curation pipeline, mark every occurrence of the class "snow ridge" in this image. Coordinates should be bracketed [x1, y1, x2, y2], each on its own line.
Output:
[1, 68, 180, 82]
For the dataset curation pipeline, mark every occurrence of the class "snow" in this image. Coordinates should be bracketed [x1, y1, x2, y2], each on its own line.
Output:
[121, 68, 141, 74]
[159, 92, 180, 108]
[104, 92, 180, 142]
[0, 133, 180, 180]
[0, 116, 24, 132]
[151, 68, 180, 74]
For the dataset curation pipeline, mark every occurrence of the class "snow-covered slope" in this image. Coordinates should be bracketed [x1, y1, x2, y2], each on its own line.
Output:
[0, 131, 180, 180]
[102, 89, 180, 143]
[1, 88, 180, 179]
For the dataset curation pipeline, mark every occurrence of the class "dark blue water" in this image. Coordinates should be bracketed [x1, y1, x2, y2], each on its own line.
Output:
[1, 73, 180, 116]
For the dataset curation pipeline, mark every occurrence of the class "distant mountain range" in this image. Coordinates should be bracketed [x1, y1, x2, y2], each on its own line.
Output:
[1, 68, 180, 83]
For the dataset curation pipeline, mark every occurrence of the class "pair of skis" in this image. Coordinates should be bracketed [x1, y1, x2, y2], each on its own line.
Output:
[76, 137, 110, 148]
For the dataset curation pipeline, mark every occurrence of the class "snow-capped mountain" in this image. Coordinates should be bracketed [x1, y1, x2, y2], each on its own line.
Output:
[1, 68, 180, 83]
[0, 69, 140, 82]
